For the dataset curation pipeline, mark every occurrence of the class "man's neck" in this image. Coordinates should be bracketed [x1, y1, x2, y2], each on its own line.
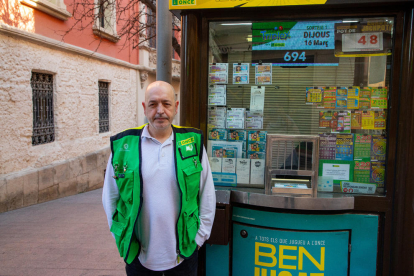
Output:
[147, 125, 173, 144]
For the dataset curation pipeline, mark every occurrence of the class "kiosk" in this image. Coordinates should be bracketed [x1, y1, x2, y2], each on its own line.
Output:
[170, 1, 414, 275]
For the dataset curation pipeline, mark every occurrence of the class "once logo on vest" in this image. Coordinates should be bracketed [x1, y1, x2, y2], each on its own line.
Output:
[186, 144, 193, 152]
[178, 137, 195, 147]
[120, 143, 130, 152]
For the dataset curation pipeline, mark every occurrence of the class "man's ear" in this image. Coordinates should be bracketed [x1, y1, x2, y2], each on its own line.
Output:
[142, 102, 146, 112]
[175, 100, 179, 114]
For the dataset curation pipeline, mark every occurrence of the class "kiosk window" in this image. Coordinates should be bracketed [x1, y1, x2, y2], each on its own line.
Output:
[207, 18, 393, 195]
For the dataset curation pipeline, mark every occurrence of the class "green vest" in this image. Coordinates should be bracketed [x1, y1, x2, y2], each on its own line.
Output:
[109, 124, 204, 264]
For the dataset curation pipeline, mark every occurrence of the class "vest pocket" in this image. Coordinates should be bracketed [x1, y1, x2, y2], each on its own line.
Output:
[116, 171, 134, 205]
[111, 210, 129, 258]
[183, 165, 203, 201]
[183, 208, 200, 249]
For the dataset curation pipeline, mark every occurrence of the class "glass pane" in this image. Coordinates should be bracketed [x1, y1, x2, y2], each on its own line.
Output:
[207, 17, 393, 195]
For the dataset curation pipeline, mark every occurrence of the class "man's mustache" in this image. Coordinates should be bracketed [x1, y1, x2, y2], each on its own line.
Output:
[154, 115, 169, 119]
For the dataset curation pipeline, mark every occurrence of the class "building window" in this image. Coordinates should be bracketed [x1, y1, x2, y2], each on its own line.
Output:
[99, 81, 109, 133]
[146, 6, 156, 48]
[20, 0, 72, 21]
[93, 0, 119, 42]
[31, 72, 55, 146]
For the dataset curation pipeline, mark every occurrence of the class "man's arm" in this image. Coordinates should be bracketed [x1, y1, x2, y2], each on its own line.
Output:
[195, 146, 216, 247]
[102, 154, 120, 238]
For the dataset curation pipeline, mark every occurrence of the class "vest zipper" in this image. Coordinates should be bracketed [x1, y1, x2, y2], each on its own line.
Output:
[173, 126, 183, 258]
[124, 136, 144, 262]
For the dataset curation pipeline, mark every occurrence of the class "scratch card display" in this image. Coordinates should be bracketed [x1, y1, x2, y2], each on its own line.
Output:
[255, 63, 272, 85]
[233, 75, 249, 84]
[208, 85, 226, 106]
[374, 111, 387, 129]
[354, 134, 371, 160]
[371, 161, 385, 187]
[248, 152, 266, 159]
[359, 87, 372, 109]
[354, 161, 371, 184]
[247, 142, 266, 152]
[335, 111, 351, 133]
[248, 131, 267, 142]
[228, 130, 246, 141]
[306, 87, 323, 103]
[320, 87, 336, 109]
[319, 134, 337, 160]
[351, 111, 362, 129]
[208, 129, 227, 141]
[336, 133, 354, 161]
[371, 135, 386, 161]
[233, 63, 249, 84]
[361, 111, 375, 129]
[336, 87, 348, 108]
[212, 146, 237, 158]
[209, 63, 228, 84]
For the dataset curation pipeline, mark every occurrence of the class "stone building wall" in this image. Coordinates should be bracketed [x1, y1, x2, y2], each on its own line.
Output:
[0, 31, 180, 213]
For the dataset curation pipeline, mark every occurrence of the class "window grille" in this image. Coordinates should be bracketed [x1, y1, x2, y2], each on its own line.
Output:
[99, 81, 109, 133]
[31, 72, 54, 146]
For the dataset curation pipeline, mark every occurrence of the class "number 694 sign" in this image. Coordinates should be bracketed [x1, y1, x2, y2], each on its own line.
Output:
[342, 32, 383, 52]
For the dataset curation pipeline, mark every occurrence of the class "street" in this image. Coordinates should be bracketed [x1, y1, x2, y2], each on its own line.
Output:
[0, 189, 125, 276]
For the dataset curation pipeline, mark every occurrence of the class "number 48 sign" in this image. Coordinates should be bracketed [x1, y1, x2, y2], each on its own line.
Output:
[342, 32, 383, 52]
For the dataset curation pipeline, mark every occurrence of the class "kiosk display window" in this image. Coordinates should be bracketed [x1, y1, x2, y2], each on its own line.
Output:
[206, 17, 393, 195]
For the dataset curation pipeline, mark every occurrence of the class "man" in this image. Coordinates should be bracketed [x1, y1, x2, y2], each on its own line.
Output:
[102, 81, 216, 275]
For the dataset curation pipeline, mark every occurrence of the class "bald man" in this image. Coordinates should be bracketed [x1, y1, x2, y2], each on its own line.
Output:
[102, 81, 216, 276]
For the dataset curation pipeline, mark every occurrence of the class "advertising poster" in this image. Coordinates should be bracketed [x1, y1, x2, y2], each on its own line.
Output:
[222, 158, 236, 174]
[250, 159, 265, 185]
[232, 223, 349, 276]
[251, 21, 340, 66]
[236, 158, 251, 184]
[319, 159, 354, 184]
[250, 86, 265, 113]
[208, 157, 222, 173]
[334, 21, 393, 57]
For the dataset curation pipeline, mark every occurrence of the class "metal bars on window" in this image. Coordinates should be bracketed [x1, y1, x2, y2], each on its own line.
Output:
[31, 72, 55, 146]
[99, 81, 109, 133]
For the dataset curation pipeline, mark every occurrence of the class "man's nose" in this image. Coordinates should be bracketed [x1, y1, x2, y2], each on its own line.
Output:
[156, 103, 164, 113]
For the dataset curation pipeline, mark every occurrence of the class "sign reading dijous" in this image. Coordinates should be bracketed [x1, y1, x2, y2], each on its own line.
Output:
[251, 21, 340, 66]
[233, 223, 349, 276]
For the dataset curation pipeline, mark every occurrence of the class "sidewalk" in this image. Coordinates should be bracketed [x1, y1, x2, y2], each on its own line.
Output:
[0, 189, 125, 276]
